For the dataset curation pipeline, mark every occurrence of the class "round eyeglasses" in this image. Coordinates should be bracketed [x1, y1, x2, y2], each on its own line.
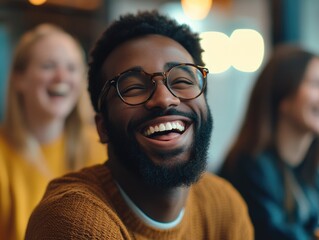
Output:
[97, 63, 209, 112]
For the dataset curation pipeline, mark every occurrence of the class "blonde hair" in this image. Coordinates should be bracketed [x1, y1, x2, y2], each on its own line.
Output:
[2, 23, 93, 175]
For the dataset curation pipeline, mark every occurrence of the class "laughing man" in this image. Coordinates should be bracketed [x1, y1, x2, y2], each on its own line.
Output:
[26, 10, 253, 240]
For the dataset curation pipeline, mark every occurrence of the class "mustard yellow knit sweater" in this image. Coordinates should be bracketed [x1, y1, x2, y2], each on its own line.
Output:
[26, 164, 254, 240]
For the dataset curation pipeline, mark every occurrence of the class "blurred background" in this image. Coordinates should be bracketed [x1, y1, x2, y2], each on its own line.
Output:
[1, 0, 318, 172]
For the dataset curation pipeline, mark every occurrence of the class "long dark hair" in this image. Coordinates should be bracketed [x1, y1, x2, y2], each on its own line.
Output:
[222, 44, 319, 184]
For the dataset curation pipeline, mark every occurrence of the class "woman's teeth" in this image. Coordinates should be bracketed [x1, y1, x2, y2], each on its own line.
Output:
[47, 83, 70, 96]
[144, 121, 185, 137]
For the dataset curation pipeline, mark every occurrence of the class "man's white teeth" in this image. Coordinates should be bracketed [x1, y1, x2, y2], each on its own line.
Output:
[48, 83, 70, 96]
[144, 121, 185, 136]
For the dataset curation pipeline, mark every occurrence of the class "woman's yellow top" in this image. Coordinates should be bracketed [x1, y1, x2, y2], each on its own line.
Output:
[0, 126, 107, 240]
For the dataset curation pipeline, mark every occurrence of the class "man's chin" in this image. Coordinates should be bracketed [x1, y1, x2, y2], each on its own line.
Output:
[143, 147, 189, 165]
[136, 152, 207, 189]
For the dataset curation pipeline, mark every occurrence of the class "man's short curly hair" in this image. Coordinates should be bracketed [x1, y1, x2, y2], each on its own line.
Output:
[88, 10, 205, 113]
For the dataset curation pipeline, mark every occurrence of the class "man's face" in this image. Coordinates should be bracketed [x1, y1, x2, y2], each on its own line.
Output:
[99, 34, 213, 188]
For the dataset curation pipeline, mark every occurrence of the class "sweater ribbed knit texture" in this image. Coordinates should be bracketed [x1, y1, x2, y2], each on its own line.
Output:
[26, 164, 253, 240]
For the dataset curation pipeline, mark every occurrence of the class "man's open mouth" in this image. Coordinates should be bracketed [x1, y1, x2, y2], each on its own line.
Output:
[143, 120, 187, 138]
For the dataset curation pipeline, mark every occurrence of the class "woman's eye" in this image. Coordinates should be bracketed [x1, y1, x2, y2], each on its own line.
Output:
[67, 64, 77, 73]
[308, 79, 319, 88]
[40, 63, 54, 70]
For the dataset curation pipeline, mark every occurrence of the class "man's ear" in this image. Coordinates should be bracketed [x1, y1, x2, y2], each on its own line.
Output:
[95, 113, 109, 144]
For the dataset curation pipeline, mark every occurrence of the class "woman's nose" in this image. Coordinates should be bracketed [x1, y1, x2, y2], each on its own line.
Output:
[54, 67, 69, 82]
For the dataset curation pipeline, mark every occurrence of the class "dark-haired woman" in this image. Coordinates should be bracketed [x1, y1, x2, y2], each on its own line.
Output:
[220, 44, 319, 240]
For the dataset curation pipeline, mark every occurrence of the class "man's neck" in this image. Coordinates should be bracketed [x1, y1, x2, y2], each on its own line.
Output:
[108, 159, 189, 223]
[116, 182, 185, 228]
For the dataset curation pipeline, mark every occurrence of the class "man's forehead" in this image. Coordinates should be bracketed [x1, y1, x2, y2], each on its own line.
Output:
[101, 35, 193, 78]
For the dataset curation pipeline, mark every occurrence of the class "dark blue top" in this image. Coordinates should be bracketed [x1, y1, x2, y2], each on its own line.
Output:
[220, 150, 319, 240]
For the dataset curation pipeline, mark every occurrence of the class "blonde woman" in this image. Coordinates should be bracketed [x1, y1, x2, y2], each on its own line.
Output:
[0, 24, 107, 240]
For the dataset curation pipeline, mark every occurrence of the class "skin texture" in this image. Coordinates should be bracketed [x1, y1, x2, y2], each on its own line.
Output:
[14, 33, 84, 142]
[277, 57, 319, 166]
[96, 34, 211, 222]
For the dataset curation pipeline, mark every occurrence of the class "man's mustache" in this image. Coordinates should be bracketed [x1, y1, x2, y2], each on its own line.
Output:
[129, 108, 198, 130]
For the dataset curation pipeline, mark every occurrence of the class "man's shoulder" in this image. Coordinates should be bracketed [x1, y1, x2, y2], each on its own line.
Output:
[197, 171, 237, 190]
[193, 172, 248, 206]
[25, 164, 126, 239]
[33, 164, 113, 216]
[45, 164, 110, 198]
[190, 172, 254, 238]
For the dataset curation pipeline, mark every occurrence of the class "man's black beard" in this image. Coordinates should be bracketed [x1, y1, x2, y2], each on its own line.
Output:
[104, 106, 213, 189]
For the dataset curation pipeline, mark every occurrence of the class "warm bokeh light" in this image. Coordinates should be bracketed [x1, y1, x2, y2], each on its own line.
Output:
[230, 29, 264, 72]
[200, 31, 230, 74]
[200, 29, 264, 73]
[28, 0, 47, 5]
[48, 0, 102, 10]
[181, 0, 213, 20]
[29, 0, 101, 10]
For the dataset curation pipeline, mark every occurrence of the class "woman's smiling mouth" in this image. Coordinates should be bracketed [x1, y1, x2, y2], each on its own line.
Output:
[47, 83, 70, 97]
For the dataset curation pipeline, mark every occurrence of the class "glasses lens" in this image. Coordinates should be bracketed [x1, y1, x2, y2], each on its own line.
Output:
[167, 65, 205, 99]
[117, 71, 154, 105]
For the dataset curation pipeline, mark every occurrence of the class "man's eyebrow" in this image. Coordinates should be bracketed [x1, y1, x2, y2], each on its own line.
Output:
[127, 63, 180, 72]
[117, 62, 186, 74]
[121, 66, 143, 72]
[165, 62, 183, 70]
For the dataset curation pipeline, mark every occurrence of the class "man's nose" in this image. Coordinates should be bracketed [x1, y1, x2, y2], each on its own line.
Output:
[144, 77, 180, 110]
